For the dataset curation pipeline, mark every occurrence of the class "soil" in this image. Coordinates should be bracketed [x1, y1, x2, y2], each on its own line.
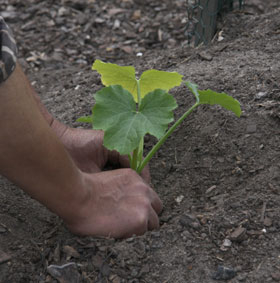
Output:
[0, 0, 279, 282]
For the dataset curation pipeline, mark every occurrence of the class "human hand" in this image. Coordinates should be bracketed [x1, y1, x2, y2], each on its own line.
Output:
[57, 126, 151, 182]
[65, 168, 162, 238]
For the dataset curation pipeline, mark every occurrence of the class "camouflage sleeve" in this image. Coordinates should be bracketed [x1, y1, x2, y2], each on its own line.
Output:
[0, 16, 17, 83]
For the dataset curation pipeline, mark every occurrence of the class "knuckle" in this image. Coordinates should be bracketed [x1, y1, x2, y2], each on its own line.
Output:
[121, 168, 139, 180]
[122, 167, 134, 174]
[141, 197, 151, 209]
[124, 168, 139, 177]
[134, 208, 149, 226]
[138, 183, 150, 195]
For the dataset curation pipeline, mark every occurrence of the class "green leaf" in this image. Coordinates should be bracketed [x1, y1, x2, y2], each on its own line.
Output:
[92, 59, 137, 97]
[185, 81, 200, 102]
[139, 89, 178, 136]
[198, 89, 241, 117]
[139, 70, 183, 98]
[76, 116, 93, 123]
[185, 81, 241, 117]
[92, 59, 182, 102]
[92, 85, 177, 155]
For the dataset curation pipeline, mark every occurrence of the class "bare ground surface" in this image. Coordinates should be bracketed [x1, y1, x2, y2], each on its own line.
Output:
[0, 0, 280, 282]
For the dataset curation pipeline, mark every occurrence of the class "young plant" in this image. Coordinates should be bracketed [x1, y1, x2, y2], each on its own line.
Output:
[78, 60, 241, 174]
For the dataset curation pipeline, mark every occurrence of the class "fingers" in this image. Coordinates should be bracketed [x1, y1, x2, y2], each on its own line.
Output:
[148, 207, 160, 231]
[68, 168, 163, 238]
[120, 203, 160, 238]
[100, 168, 162, 237]
[124, 168, 163, 215]
[149, 188, 163, 215]
[140, 164, 151, 184]
[107, 151, 151, 184]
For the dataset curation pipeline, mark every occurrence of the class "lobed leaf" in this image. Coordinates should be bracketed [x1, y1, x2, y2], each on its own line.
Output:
[185, 81, 200, 102]
[92, 85, 177, 155]
[139, 70, 183, 98]
[92, 59, 137, 98]
[92, 59, 182, 102]
[197, 89, 241, 117]
[185, 81, 241, 117]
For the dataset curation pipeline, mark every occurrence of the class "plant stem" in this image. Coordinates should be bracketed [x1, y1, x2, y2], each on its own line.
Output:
[131, 80, 143, 169]
[131, 148, 139, 170]
[133, 79, 144, 168]
[136, 79, 141, 106]
[137, 102, 199, 173]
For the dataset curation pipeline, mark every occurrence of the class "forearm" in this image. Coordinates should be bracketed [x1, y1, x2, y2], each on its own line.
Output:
[0, 64, 88, 222]
[28, 82, 69, 137]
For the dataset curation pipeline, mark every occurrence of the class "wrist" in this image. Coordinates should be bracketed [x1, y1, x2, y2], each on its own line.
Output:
[54, 171, 92, 225]
[60, 172, 95, 231]
[49, 118, 69, 139]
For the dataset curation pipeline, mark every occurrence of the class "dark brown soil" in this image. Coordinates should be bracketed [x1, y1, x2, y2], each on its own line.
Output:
[0, 0, 279, 282]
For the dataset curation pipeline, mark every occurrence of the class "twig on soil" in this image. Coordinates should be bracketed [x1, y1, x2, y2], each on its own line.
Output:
[216, 256, 224, 262]
[256, 261, 263, 272]
[0, 222, 10, 232]
[208, 223, 212, 237]
[260, 201, 267, 223]
[174, 147, 178, 164]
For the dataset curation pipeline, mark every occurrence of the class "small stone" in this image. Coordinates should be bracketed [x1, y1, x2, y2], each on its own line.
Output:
[198, 51, 213, 61]
[113, 19, 121, 29]
[160, 215, 172, 223]
[263, 217, 273, 227]
[53, 244, 60, 263]
[0, 250, 11, 264]
[229, 227, 246, 242]
[151, 231, 161, 238]
[256, 91, 267, 99]
[223, 239, 232, 247]
[179, 214, 201, 230]
[108, 8, 125, 16]
[75, 59, 88, 65]
[121, 46, 133, 54]
[126, 237, 135, 243]
[58, 7, 68, 16]
[175, 195, 184, 204]
[220, 238, 232, 251]
[246, 123, 257, 133]
[110, 275, 121, 283]
[236, 273, 247, 281]
[0, 11, 17, 20]
[131, 10, 141, 20]
[212, 265, 236, 281]
[0, 227, 6, 233]
[206, 185, 217, 197]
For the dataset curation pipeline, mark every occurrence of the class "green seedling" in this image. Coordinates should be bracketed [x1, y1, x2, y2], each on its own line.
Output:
[78, 60, 241, 174]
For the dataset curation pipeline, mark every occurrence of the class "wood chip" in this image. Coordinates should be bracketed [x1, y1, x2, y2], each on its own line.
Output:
[62, 245, 80, 259]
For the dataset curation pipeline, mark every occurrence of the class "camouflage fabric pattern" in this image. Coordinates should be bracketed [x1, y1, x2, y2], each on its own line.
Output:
[0, 16, 17, 83]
